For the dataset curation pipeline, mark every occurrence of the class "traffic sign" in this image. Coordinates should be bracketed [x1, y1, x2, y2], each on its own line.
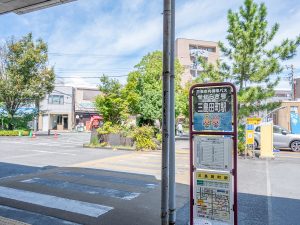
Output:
[189, 82, 238, 225]
[246, 118, 261, 125]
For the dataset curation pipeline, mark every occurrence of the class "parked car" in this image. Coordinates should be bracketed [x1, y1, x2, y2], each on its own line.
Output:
[254, 125, 300, 152]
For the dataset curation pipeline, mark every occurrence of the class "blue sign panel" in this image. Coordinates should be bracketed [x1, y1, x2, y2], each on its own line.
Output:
[290, 112, 300, 134]
[247, 124, 254, 130]
[193, 87, 232, 131]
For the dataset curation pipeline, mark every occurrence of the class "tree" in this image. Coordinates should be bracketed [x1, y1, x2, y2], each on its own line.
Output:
[0, 33, 55, 129]
[95, 75, 128, 124]
[123, 51, 184, 125]
[198, 0, 300, 120]
[221, 0, 300, 119]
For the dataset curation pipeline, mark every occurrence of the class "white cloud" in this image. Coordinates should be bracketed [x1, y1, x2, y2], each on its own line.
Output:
[1, 0, 300, 87]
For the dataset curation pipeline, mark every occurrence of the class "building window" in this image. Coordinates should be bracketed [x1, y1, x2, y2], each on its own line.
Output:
[48, 95, 64, 104]
[189, 45, 216, 53]
[83, 90, 99, 101]
[190, 70, 197, 77]
[57, 115, 63, 125]
[291, 106, 298, 114]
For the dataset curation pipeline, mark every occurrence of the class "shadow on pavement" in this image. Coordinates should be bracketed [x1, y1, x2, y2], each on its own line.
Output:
[0, 162, 55, 180]
[238, 192, 300, 225]
[0, 162, 189, 225]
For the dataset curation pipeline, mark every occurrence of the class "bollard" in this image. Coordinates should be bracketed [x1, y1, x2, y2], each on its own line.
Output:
[32, 132, 36, 138]
[54, 131, 58, 139]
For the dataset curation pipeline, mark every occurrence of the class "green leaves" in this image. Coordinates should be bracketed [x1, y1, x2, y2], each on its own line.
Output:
[0, 33, 55, 129]
[124, 51, 185, 124]
[95, 75, 129, 125]
[222, 0, 300, 119]
[197, 0, 300, 124]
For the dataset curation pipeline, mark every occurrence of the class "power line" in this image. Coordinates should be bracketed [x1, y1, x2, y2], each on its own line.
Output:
[49, 52, 133, 58]
[55, 68, 130, 71]
[56, 75, 128, 78]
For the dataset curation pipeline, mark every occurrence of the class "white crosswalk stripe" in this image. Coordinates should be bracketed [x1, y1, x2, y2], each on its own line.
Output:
[0, 186, 113, 218]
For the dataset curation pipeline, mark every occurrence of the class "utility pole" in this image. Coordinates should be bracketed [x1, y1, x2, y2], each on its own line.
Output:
[169, 0, 176, 224]
[162, 0, 171, 224]
[287, 64, 295, 100]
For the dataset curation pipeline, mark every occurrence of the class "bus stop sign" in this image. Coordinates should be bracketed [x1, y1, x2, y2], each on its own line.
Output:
[189, 82, 238, 225]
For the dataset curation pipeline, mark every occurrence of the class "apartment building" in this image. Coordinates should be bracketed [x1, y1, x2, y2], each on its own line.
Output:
[175, 38, 219, 86]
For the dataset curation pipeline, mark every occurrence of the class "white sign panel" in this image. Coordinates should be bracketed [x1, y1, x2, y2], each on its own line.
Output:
[194, 169, 233, 225]
[194, 136, 232, 171]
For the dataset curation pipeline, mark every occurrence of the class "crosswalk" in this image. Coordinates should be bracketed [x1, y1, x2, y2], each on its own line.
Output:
[0, 135, 190, 224]
[0, 166, 161, 225]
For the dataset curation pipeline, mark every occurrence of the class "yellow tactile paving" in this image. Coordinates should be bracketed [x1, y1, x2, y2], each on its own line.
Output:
[0, 216, 30, 225]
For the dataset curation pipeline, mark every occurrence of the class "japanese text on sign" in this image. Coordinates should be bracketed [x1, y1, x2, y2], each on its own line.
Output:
[195, 170, 232, 223]
[193, 86, 232, 131]
[194, 87, 231, 113]
[194, 136, 232, 171]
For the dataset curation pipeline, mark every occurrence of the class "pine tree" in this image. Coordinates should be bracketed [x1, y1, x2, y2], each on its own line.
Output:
[219, 0, 300, 119]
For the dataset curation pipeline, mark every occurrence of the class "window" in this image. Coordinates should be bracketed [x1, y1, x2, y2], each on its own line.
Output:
[190, 70, 197, 77]
[189, 45, 216, 53]
[273, 126, 282, 134]
[291, 106, 298, 114]
[57, 115, 62, 125]
[255, 126, 261, 132]
[48, 95, 64, 104]
[83, 90, 99, 101]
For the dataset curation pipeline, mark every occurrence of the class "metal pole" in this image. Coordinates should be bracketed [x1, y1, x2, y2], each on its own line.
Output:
[162, 0, 171, 224]
[169, 0, 176, 224]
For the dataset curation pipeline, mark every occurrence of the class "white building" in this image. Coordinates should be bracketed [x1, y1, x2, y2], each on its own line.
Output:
[38, 86, 75, 131]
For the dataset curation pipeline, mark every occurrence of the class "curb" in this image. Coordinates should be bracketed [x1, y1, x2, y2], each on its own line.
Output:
[0, 216, 30, 225]
[82, 144, 163, 152]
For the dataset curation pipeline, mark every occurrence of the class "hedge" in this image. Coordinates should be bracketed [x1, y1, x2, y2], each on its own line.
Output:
[0, 130, 29, 136]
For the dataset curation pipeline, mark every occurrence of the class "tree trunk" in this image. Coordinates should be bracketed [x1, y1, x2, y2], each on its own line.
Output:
[7, 113, 14, 130]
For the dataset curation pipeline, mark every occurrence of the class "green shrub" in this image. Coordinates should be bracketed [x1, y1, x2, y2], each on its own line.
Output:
[132, 126, 156, 150]
[97, 122, 122, 135]
[238, 124, 246, 154]
[90, 135, 99, 146]
[156, 133, 162, 143]
[0, 130, 29, 136]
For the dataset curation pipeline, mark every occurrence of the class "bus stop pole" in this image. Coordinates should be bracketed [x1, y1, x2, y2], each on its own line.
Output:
[161, 0, 171, 224]
[169, 0, 176, 224]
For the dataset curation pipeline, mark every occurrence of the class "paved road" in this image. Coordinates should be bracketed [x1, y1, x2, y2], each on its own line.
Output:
[0, 133, 189, 225]
[0, 133, 300, 225]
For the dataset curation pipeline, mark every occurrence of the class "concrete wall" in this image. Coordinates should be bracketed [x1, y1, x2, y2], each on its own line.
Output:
[175, 38, 219, 86]
[40, 86, 74, 113]
[75, 88, 100, 113]
[275, 101, 300, 131]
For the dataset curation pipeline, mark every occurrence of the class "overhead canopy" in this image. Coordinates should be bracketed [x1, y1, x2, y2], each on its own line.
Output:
[0, 0, 76, 15]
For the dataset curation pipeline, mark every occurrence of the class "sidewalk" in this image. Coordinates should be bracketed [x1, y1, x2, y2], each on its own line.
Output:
[0, 216, 29, 225]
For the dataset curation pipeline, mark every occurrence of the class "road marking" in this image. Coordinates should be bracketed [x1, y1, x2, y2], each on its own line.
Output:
[21, 178, 140, 200]
[2, 153, 46, 160]
[58, 171, 158, 188]
[276, 155, 300, 159]
[0, 186, 113, 217]
[70, 153, 136, 167]
[265, 160, 273, 225]
[30, 150, 76, 156]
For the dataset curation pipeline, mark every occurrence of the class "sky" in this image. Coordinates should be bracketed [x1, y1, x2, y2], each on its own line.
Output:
[0, 0, 299, 90]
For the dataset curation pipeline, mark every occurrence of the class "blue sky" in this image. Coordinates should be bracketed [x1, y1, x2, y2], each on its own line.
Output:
[0, 0, 299, 89]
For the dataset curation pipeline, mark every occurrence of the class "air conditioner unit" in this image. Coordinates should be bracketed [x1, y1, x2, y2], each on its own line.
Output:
[13, 0, 77, 15]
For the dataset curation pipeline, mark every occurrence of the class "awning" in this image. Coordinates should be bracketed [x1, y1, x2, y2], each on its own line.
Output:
[0, 0, 77, 15]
